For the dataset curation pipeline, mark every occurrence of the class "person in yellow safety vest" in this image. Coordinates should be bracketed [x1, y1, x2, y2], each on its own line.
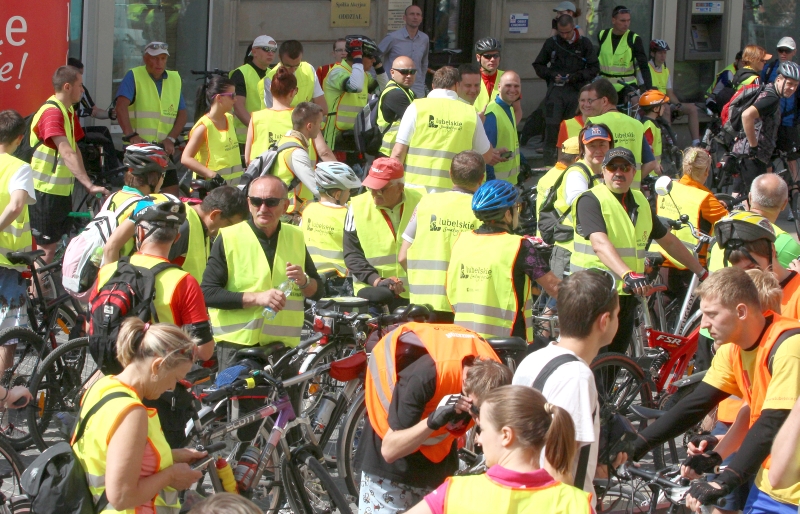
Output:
[732, 45, 769, 91]
[473, 38, 523, 123]
[73, 320, 209, 513]
[323, 35, 388, 151]
[706, 52, 742, 114]
[201, 175, 323, 369]
[28, 66, 110, 264]
[116, 42, 187, 196]
[317, 38, 348, 86]
[596, 5, 652, 93]
[569, 147, 705, 356]
[484, 71, 522, 184]
[258, 40, 328, 116]
[638, 89, 669, 166]
[230, 35, 277, 147]
[535, 137, 580, 227]
[398, 150, 484, 322]
[301, 162, 362, 284]
[648, 40, 702, 147]
[585, 78, 659, 188]
[343, 158, 424, 309]
[446, 180, 560, 341]
[168, 186, 249, 284]
[404, 386, 593, 514]
[555, 84, 595, 148]
[181, 76, 243, 187]
[456, 63, 482, 106]
[391, 66, 506, 192]
[376, 56, 417, 157]
[627, 267, 800, 513]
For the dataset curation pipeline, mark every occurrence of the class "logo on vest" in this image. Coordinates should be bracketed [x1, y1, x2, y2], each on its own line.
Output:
[225, 138, 238, 152]
[269, 132, 281, 146]
[305, 219, 336, 234]
[430, 214, 474, 234]
[428, 115, 463, 132]
[163, 104, 178, 117]
[460, 263, 491, 280]
[430, 214, 441, 231]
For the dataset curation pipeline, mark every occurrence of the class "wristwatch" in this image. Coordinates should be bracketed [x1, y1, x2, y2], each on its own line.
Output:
[298, 273, 312, 289]
[166, 136, 178, 144]
[122, 132, 139, 142]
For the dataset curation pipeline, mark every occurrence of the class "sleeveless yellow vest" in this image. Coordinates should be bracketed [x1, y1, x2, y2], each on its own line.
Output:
[229, 64, 264, 143]
[588, 111, 645, 188]
[642, 118, 662, 164]
[474, 70, 504, 113]
[302, 202, 348, 276]
[250, 108, 318, 163]
[563, 116, 584, 139]
[706, 63, 736, 96]
[105, 190, 171, 258]
[553, 160, 597, 252]
[377, 81, 415, 156]
[273, 134, 315, 214]
[182, 205, 209, 284]
[485, 99, 520, 184]
[649, 180, 709, 269]
[0, 154, 32, 271]
[260, 62, 317, 109]
[128, 66, 182, 142]
[323, 61, 372, 147]
[189, 113, 243, 186]
[30, 96, 75, 196]
[598, 29, 638, 90]
[648, 62, 670, 94]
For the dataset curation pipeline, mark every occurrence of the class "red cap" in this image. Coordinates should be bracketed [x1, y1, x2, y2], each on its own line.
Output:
[362, 158, 404, 189]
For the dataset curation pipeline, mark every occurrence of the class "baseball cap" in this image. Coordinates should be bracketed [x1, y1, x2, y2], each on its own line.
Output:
[582, 124, 613, 144]
[562, 136, 580, 155]
[362, 158, 404, 189]
[144, 42, 169, 57]
[554, 1, 577, 12]
[778, 36, 796, 51]
[252, 35, 277, 51]
[602, 148, 636, 168]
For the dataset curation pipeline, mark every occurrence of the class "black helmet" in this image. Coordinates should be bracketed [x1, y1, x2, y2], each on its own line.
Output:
[133, 198, 186, 227]
[475, 37, 501, 55]
[123, 143, 172, 176]
[345, 35, 380, 58]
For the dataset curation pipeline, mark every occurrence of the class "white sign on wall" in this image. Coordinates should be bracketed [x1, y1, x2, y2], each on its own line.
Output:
[509, 13, 529, 34]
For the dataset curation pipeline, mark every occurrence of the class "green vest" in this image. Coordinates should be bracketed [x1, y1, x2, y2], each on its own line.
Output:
[128, 66, 182, 142]
[261, 62, 317, 109]
[570, 184, 653, 294]
[273, 134, 315, 213]
[588, 110, 645, 189]
[485, 99, 520, 184]
[553, 160, 597, 252]
[446, 230, 533, 342]
[648, 62, 670, 94]
[302, 202, 348, 275]
[563, 115, 584, 140]
[736, 68, 759, 90]
[642, 118, 662, 164]
[190, 113, 243, 186]
[404, 97, 477, 192]
[474, 70, 504, 113]
[377, 81, 415, 156]
[598, 30, 638, 90]
[182, 205, 209, 284]
[407, 191, 479, 311]
[30, 97, 75, 196]
[535, 164, 566, 228]
[208, 222, 306, 347]
[350, 188, 425, 298]
[323, 61, 373, 148]
[649, 181, 709, 269]
[706, 63, 737, 96]
[708, 220, 787, 272]
[229, 64, 264, 143]
[0, 154, 33, 271]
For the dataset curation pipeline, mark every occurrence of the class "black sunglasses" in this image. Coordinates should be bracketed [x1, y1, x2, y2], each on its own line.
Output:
[778, 48, 794, 54]
[585, 268, 618, 316]
[249, 196, 285, 208]
[392, 68, 418, 75]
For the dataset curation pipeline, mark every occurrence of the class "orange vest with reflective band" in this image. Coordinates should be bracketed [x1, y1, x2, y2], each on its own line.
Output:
[364, 322, 500, 463]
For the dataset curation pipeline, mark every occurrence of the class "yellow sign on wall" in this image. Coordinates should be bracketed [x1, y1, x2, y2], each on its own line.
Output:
[331, 0, 370, 27]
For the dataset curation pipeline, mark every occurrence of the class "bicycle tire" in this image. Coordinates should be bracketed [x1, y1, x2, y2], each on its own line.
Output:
[281, 449, 352, 514]
[337, 390, 366, 499]
[792, 185, 800, 236]
[591, 352, 654, 428]
[27, 337, 98, 452]
[0, 327, 50, 450]
[0, 435, 25, 502]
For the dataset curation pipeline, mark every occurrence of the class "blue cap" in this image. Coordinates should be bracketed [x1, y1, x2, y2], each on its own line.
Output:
[582, 125, 612, 144]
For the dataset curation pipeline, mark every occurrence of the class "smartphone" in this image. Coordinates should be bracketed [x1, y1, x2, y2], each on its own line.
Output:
[500, 151, 514, 159]
[191, 454, 215, 471]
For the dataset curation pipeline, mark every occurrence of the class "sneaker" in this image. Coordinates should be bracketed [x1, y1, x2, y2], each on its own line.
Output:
[789, 211, 795, 221]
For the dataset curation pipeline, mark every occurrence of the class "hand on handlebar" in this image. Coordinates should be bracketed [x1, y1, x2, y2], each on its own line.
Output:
[376, 277, 405, 296]
[88, 184, 111, 197]
[161, 138, 175, 155]
[623, 271, 651, 296]
[688, 434, 720, 456]
[685, 481, 727, 513]
[682, 451, 723, 478]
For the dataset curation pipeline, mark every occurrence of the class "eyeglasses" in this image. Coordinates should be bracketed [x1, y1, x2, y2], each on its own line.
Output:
[585, 268, 618, 317]
[392, 68, 418, 75]
[215, 92, 236, 99]
[778, 48, 794, 54]
[146, 43, 168, 50]
[370, 183, 398, 195]
[605, 163, 634, 172]
[481, 53, 501, 60]
[249, 196, 286, 208]
[257, 45, 278, 53]
[582, 97, 600, 103]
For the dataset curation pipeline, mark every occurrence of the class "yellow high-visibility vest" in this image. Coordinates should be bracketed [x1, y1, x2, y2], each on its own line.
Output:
[29, 97, 76, 196]
[0, 154, 32, 271]
[250, 108, 317, 163]
[189, 113, 243, 186]
[182, 205, 210, 284]
[484, 99, 520, 184]
[588, 110, 645, 188]
[128, 66, 182, 142]
[474, 70, 504, 113]
[377, 80, 415, 156]
[598, 29, 639, 90]
[229, 64, 264, 143]
[302, 202, 348, 276]
[259, 61, 317, 109]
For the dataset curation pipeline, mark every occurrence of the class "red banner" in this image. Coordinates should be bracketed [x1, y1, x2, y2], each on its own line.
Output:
[0, 2, 70, 116]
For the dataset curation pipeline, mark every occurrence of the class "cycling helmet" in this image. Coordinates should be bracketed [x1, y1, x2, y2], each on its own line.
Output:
[315, 161, 362, 191]
[475, 37, 502, 55]
[123, 143, 172, 176]
[639, 89, 669, 108]
[345, 35, 380, 59]
[714, 211, 776, 249]
[650, 39, 670, 53]
[472, 180, 520, 221]
[778, 61, 800, 81]
[133, 198, 187, 227]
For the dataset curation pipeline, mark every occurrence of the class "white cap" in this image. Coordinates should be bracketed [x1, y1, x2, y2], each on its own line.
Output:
[778, 36, 796, 51]
[252, 35, 277, 49]
[143, 42, 169, 57]
[554, 1, 577, 12]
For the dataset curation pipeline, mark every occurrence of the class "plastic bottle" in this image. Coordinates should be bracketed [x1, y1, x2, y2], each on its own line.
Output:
[233, 445, 261, 491]
[216, 457, 238, 493]
[262, 280, 295, 321]
[312, 394, 337, 432]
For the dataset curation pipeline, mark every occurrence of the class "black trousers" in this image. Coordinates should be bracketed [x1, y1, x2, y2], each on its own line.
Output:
[733, 156, 767, 196]
[543, 85, 580, 164]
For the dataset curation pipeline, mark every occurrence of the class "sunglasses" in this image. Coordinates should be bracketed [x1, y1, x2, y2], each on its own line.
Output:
[605, 163, 633, 172]
[249, 196, 286, 208]
[146, 43, 168, 50]
[215, 92, 236, 99]
[257, 45, 278, 53]
[481, 53, 501, 60]
[778, 48, 794, 54]
[613, 8, 631, 15]
[392, 68, 418, 75]
[585, 267, 618, 315]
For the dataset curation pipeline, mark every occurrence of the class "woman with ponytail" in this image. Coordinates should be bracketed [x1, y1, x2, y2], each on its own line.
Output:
[405, 385, 594, 514]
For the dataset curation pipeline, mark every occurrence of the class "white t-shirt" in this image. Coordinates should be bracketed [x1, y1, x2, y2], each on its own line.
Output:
[512, 343, 599, 496]
[262, 63, 325, 109]
[5, 159, 36, 204]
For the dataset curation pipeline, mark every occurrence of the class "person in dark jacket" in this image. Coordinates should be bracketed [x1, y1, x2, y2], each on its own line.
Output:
[533, 15, 599, 165]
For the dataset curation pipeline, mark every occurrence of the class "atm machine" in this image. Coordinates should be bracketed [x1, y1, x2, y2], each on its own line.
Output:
[674, 0, 730, 101]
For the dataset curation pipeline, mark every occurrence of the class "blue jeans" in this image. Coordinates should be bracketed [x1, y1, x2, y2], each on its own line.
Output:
[743, 485, 798, 514]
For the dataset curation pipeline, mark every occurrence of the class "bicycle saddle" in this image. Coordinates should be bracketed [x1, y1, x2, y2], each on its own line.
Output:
[486, 337, 527, 353]
[629, 404, 667, 420]
[233, 341, 287, 365]
[358, 286, 395, 306]
[6, 249, 45, 266]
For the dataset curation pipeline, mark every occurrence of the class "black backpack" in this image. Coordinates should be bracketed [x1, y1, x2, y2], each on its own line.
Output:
[13, 100, 59, 165]
[537, 162, 596, 245]
[88, 257, 178, 374]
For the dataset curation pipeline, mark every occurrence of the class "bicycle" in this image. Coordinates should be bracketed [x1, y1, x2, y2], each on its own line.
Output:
[773, 148, 800, 234]
[0, 436, 25, 512]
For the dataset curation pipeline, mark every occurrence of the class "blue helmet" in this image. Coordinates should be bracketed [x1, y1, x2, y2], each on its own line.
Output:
[472, 180, 520, 221]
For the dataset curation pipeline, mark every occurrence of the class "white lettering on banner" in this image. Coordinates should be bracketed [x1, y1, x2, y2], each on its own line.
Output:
[445, 332, 474, 339]
[0, 15, 29, 90]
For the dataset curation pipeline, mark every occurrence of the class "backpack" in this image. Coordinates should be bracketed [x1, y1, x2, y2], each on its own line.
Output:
[238, 141, 303, 197]
[355, 93, 392, 156]
[88, 256, 178, 374]
[13, 100, 59, 165]
[721, 82, 766, 137]
[537, 162, 596, 245]
[20, 391, 132, 514]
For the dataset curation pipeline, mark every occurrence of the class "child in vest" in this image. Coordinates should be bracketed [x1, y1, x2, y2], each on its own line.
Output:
[638, 90, 669, 172]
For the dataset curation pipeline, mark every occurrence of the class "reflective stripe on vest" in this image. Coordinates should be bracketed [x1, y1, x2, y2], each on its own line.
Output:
[229, 64, 263, 143]
[706, 64, 736, 96]
[407, 192, 479, 311]
[302, 202, 348, 276]
[588, 111, 645, 188]
[189, 113, 243, 186]
[474, 70, 504, 113]
[182, 205, 210, 284]
[484, 99, 520, 184]
[447, 231, 533, 341]
[570, 185, 653, 294]
[72, 376, 180, 514]
[30, 96, 76, 196]
[129, 67, 182, 142]
[377, 81, 415, 156]
[263, 62, 317, 109]
[564, 115, 584, 139]
[552, 160, 596, 252]
[324, 61, 368, 131]
[273, 135, 315, 213]
[598, 30, 638, 83]
[364, 322, 500, 463]
[736, 69, 759, 90]
[0, 154, 33, 271]
[649, 62, 670, 94]
[208, 222, 306, 347]
[404, 98, 477, 192]
[444, 473, 593, 514]
[649, 181, 709, 269]
[350, 188, 425, 298]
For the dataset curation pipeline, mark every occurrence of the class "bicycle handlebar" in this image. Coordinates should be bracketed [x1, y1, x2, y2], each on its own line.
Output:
[660, 216, 714, 245]
[618, 464, 727, 508]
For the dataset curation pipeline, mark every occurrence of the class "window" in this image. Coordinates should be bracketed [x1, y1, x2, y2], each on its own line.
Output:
[112, 0, 209, 123]
[741, 0, 796, 50]
[69, 0, 84, 60]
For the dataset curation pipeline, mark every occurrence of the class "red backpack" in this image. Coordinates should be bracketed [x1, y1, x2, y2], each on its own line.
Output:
[721, 82, 766, 136]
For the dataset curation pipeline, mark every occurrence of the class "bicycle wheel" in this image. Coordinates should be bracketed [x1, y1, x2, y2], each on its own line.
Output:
[281, 449, 352, 514]
[0, 327, 49, 450]
[0, 436, 24, 504]
[591, 352, 654, 427]
[27, 337, 98, 451]
[337, 390, 366, 498]
[791, 187, 800, 236]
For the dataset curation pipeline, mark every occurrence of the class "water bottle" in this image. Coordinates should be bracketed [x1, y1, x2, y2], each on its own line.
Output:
[312, 394, 337, 432]
[233, 445, 261, 491]
[262, 280, 295, 321]
[79, 247, 104, 291]
[215, 457, 238, 493]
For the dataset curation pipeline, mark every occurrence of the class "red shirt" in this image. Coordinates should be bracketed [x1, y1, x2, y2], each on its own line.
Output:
[33, 106, 82, 150]
[316, 63, 337, 86]
[481, 70, 498, 97]
[557, 114, 584, 148]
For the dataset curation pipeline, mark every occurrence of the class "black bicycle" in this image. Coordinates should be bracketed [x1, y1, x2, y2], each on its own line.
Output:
[773, 148, 800, 235]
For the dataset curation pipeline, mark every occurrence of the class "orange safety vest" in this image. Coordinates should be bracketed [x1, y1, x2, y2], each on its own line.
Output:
[364, 322, 500, 463]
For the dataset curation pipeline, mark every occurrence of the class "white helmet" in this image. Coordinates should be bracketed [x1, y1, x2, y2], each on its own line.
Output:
[315, 162, 362, 191]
